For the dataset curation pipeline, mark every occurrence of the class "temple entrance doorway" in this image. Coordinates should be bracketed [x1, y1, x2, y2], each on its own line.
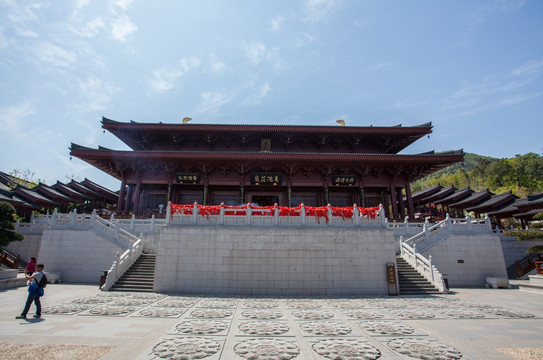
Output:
[250, 195, 279, 206]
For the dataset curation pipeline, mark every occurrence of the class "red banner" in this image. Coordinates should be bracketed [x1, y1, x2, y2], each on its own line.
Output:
[170, 203, 379, 221]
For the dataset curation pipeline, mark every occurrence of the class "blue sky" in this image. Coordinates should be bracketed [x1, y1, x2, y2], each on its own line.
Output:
[1, 0, 542, 191]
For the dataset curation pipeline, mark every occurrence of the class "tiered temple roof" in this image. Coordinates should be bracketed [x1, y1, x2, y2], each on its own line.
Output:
[70, 118, 464, 219]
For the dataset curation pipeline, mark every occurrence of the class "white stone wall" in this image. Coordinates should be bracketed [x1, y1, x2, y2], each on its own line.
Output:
[4, 233, 42, 262]
[37, 229, 123, 284]
[421, 233, 508, 287]
[500, 236, 543, 266]
[154, 226, 396, 296]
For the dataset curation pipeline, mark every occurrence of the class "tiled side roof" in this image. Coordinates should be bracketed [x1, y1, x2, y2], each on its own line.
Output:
[449, 189, 493, 209]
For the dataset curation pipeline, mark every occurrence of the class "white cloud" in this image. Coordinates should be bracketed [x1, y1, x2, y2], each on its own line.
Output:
[196, 88, 234, 116]
[114, 0, 134, 10]
[149, 67, 185, 93]
[208, 52, 225, 74]
[0, 101, 35, 139]
[290, 32, 315, 48]
[71, 17, 106, 38]
[111, 13, 137, 42]
[75, 0, 90, 9]
[242, 42, 267, 65]
[303, 0, 339, 22]
[5, 0, 46, 24]
[243, 82, 271, 106]
[149, 57, 200, 93]
[33, 42, 79, 68]
[271, 15, 284, 31]
[369, 61, 393, 71]
[77, 76, 121, 111]
[241, 42, 282, 68]
[510, 59, 543, 77]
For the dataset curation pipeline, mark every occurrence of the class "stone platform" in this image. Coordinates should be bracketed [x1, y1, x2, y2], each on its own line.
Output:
[1, 284, 542, 359]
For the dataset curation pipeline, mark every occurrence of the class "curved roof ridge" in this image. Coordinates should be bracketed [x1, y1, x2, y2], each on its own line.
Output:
[100, 117, 433, 129]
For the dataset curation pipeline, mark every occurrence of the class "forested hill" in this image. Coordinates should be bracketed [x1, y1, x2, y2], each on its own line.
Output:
[411, 152, 543, 197]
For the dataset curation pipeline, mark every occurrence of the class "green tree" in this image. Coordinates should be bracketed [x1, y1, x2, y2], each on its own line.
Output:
[0, 201, 24, 246]
[7, 169, 43, 189]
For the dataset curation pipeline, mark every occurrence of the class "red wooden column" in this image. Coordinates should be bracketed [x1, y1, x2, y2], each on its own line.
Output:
[167, 176, 173, 202]
[125, 184, 133, 214]
[116, 178, 126, 215]
[398, 188, 406, 218]
[133, 178, 142, 216]
[405, 181, 415, 220]
[390, 182, 399, 220]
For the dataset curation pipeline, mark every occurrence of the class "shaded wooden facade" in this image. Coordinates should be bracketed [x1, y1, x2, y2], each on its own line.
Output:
[70, 118, 464, 219]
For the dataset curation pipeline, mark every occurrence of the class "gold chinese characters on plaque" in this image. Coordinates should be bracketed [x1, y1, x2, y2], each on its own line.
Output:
[250, 173, 282, 186]
[332, 175, 356, 186]
[176, 173, 200, 184]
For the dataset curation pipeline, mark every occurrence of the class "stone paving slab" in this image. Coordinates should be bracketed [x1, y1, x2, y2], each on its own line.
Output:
[1, 284, 543, 359]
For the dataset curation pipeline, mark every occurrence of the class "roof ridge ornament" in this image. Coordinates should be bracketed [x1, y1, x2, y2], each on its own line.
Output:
[182, 117, 192, 124]
[336, 119, 345, 126]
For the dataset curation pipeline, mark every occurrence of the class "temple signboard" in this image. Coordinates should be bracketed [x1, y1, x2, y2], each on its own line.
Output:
[251, 173, 282, 186]
[332, 175, 356, 186]
[176, 173, 200, 184]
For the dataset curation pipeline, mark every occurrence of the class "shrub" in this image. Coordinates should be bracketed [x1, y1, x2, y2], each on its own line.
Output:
[526, 245, 543, 255]
[0, 201, 24, 246]
[503, 230, 543, 241]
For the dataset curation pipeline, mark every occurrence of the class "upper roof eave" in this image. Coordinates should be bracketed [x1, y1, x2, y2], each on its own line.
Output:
[69, 145, 464, 163]
[101, 116, 433, 133]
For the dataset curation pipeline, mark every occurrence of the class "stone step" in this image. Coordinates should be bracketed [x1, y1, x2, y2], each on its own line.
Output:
[109, 287, 153, 292]
[396, 256, 440, 295]
[108, 253, 156, 293]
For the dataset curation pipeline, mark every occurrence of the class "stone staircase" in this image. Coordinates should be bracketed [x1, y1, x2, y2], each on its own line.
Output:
[396, 256, 440, 295]
[110, 253, 156, 292]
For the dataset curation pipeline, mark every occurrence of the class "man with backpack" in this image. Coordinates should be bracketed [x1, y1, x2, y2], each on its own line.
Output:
[16, 263, 47, 320]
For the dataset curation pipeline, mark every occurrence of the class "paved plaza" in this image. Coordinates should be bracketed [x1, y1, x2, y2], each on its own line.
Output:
[1, 282, 542, 360]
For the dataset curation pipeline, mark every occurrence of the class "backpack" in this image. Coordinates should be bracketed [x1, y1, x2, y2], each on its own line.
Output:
[37, 273, 48, 289]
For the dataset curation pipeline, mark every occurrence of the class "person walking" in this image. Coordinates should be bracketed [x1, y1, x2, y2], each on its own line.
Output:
[16, 263, 45, 319]
[25, 257, 36, 275]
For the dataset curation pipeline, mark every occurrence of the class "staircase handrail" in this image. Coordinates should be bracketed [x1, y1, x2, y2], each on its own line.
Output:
[400, 241, 448, 293]
[515, 251, 543, 278]
[108, 214, 166, 233]
[101, 238, 143, 291]
[401, 214, 493, 252]
[0, 248, 21, 269]
[91, 212, 138, 249]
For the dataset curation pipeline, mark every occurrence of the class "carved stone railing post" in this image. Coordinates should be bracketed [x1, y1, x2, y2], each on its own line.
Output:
[166, 201, 171, 224]
[219, 203, 225, 225]
[130, 214, 135, 231]
[429, 255, 434, 282]
[466, 214, 472, 231]
[151, 215, 155, 232]
[91, 209, 96, 227]
[353, 204, 361, 226]
[245, 203, 252, 225]
[273, 204, 279, 226]
[69, 209, 75, 226]
[423, 218, 430, 244]
[379, 204, 385, 226]
[300, 204, 307, 226]
[191, 202, 198, 225]
[51, 208, 57, 226]
[485, 214, 492, 232]
[327, 204, 333, 226]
